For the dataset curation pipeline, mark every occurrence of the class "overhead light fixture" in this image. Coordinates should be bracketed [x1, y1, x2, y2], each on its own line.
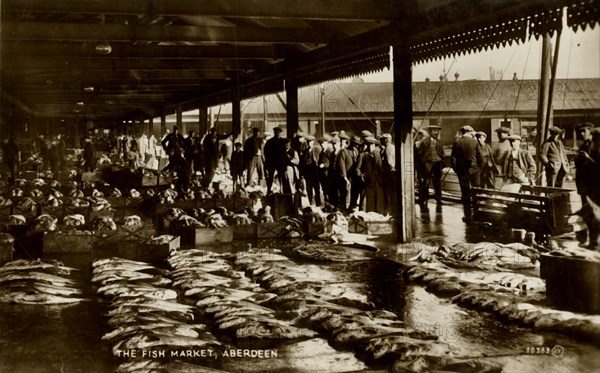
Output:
[95, 41, 112, 55]
[83, 86, 94, 92]
[77, 102, 85, 106]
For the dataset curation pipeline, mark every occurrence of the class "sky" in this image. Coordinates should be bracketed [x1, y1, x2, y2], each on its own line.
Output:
[354, 26, 600, 82]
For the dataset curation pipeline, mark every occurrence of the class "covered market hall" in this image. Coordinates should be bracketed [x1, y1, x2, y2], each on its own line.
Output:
[0, 1, 599, 373]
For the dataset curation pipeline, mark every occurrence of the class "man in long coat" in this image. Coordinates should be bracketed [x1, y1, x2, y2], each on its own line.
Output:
[451, 125, 479, 222]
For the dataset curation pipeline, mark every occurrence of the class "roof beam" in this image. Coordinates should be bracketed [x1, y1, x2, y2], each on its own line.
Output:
[1, 0, 404, 21]
[1, 22, 324, 44]
[1, 41, 287, 59]
[8, 58, 261, 71]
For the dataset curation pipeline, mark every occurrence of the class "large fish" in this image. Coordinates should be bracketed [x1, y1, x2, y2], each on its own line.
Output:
[358, 336, 451, 362]
[0, 271, 77, 287]
[97, 282, 177, 300]
[107, 311, 194, 328]
[233, 320, 318, 340]
[102, 322, 211, 342]
[111, 298, 194, 313]
[32, 282, 83, 297]
[0, 291, 85, 304]
[0, 259, 77, 276]
[93, 257, 154, 268]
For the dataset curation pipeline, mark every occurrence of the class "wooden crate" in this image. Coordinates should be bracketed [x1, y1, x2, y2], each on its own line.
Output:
[43, 231, 95, 253]
[233, 197, 252, 211]
[257, 222, 283, 238]
[40, 205, 64, 221]
[171, 226, 233, 245]
[12, 203, 39, 223]
[304, 221, 325, 238]
[0, 205, 13, 222]
[0, 241, 13, 265]
[116, 224, 155, 241]
[118, 236, 180, 264]
[540, 253, 600, 314]
[348, 220, 394, 235]
[62, 205, 90, 222]
[265, 194, 294, 219]
[89, 208, 115, 222]
[233, 224, 256, 239]
[472, 187, 570, 235]
[214, 197, 235, 211]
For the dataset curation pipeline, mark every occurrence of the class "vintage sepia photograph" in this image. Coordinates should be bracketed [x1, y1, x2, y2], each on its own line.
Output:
[0, 1, 599, 372]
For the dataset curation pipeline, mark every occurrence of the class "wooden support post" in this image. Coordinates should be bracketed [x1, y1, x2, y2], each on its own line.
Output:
[286, 80, 299, 139]
[392, 44, 416, 242]
[536, 34, 552, 185]
[176, 107, 184, 134]
[199, 106, 208, 135]
[232, 81, 241, 142]
[263, 95, 268, 133]
[148, 117, 154, 137]
[160, 114, 166, 137]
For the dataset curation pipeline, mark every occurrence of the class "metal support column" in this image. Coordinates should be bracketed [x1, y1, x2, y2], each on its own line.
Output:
[232, 81, 242, 142]
[286, 80, 299, 139]
[392, 44, 416, 242]
[160, 114, 166, 136]
[199, 107, 208, 135]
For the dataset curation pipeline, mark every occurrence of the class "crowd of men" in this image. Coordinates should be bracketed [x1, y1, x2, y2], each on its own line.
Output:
[414, 122, 600, 231]
[158, 125, 396, 215]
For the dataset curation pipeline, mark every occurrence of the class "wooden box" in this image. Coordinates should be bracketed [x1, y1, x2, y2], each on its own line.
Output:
[89, 208, 115, 222]
[40, 205, 64, 221]
[43, 231, 95, 253]
[0, 241, 13, 265]
[196, 198, 215, 210]
[0, 205, 13, 222]
[233, 224, 257, 239]
[348, 220, 394, 235]
[214, 197, 235, 211]
[540, 253, 599, 314]
[118, 236, 180, 264]
[12, 203, 39, 223]
[171, 226, 233, 245]
[257, 222, 283, 238]
[304, 221, 325, 238]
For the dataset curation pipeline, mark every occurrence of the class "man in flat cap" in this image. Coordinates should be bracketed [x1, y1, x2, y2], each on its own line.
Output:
[356, 136, 385, 213]
[348, 136, 365, 210]
[502, 135, 536, 186]
[574, 122, 595, 205]
[243, 127, 265, 186]
[264, 126, 286, 194]
[417, 125, 444, 212]
[379, 133, 396, 215]
[475, 131, 497, 189]
[540, 126, 569, 188]
[493, 126, 512, 177]
[300, 134, 322, 206]
[332, 132, 352, 210]
[318, 134, 335, 205]
[451, 125, 479, 221]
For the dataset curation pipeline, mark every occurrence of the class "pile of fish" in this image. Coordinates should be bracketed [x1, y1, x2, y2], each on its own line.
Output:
[168, 248, 316, 343]
[408, 241, 540, 270]
[546, 246, 600, 262]
[292, 242, 376, 262]
[228, 249, 455, 364]
[0, 259, 86, 304]
[402, 264, 600, 344]
[92, 257, 226, 369]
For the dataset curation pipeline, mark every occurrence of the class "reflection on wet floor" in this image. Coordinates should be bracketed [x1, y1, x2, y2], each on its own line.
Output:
[1, 236, 599, 372]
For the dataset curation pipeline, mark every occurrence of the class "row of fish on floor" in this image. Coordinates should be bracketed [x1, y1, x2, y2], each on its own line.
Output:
[0, 241, 514, 373]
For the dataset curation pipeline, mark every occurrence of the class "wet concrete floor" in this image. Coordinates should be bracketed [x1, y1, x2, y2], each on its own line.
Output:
[0, 231, 599, 372]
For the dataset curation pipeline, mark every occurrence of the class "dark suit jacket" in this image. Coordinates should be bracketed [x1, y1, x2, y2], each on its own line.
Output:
[451, 136, 479, 176]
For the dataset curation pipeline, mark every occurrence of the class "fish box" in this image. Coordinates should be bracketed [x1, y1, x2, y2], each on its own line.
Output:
[12, 203, 39, 223]
[540, 253, 600, 314]
[81, 172, 100, 182]
[257, 222, 283, 238]
[89, 208, 115, 222]
[304, 221, 325, 238]
[124, 196, 144, 215]
[0, 204, 12, 221]
[118, 236, 180, 264]
[116, 224, 155, 242]
[233, 197, 252, 211]
[271, 194, 294, 220]
[43, 231, 96, 253]
[0, 241, 13, 265]
[233, 224, 257, 239]
[21, 171, 38, 181]
[62, 205, 90, 222]
[1, 224, 29, 239]
[171, 226, 233, 245]
[348, 220, 394, 235]
[214, 197, 235, 211]
[40, 205, 64, 221]
[196, 198, 215, 210]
